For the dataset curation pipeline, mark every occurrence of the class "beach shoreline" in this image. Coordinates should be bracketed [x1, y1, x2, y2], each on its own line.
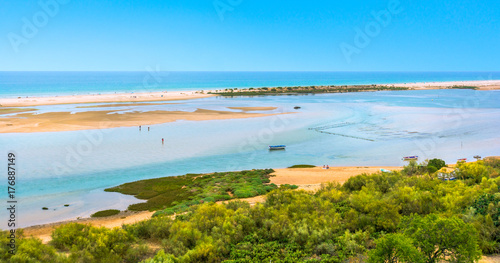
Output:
[1, 79, 499, 107]
[0, 90, 214, 107]
[381, 79, 500, 90]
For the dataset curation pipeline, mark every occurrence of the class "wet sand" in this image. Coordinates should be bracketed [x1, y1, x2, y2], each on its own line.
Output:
[0, 108, 287, 133]
[0, 91, 213, 107]
[227, 107, 278, 111]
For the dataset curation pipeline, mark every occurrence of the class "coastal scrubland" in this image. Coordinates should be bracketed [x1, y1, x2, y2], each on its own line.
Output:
[3, 158, 500, 262]
[104, 169, 280, 215]
[208, 85, 409, 96]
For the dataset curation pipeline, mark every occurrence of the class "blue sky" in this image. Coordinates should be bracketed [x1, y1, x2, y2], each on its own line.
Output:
[0, 0, 499, 71]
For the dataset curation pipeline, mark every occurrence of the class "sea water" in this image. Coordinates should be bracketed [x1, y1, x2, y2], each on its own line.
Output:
[1, 88, 500, 227]
[1, 71, 499, 97]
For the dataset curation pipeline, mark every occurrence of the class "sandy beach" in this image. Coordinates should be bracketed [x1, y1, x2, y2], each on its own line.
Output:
[382, 79, 500, 90]
[1, 80, 499, 108]
[270, 166, 401, 191]
[0, 91, 214, 107]
[0, 107, 287, 133]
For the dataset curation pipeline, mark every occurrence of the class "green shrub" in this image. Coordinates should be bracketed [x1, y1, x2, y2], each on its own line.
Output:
[51, 223, 135, 262]
[428, 158, 446, 170]
[288, 164, 316, 168]
[91, 209, 121, 217]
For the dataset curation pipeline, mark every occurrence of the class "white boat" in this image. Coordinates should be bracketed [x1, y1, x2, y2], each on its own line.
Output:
[402, 156, 418, 161]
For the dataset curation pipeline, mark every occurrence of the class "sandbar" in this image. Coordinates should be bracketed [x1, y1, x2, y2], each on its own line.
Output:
[382, 80, 500, 90]
[76, 102, 179, 108]
[0, 91, 213, 107]
[227, 107, 278, 111]
[0, 108, 288, 133]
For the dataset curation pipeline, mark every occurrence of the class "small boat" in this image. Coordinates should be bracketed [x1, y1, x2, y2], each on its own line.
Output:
[269, 145, 286, 151]
[402, 156, 418, 161]
[294, 106, 301, 110]
[457, 158, 467, 162]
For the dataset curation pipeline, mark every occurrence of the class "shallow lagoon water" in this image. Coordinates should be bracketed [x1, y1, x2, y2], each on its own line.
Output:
[1, 89, 500, 227]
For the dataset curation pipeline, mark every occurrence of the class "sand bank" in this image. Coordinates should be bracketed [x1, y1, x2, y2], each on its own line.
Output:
[0, 91, 214, 107]
[2, 80, 499, 108]
[0, 108, 287, 133]
[270, 166, 402, 192]
[76, 102, 179, 108]
[0, 108, 37, 114]
[227, 107, 278, 111]
[382, 80, 500, 90]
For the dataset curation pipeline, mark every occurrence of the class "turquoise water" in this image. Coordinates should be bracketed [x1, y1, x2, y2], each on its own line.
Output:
[1, 89, 500, 227]
[1, 71, 499, 97]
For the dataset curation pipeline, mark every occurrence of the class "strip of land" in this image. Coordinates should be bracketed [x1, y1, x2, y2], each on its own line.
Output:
[227, 106, 278, 111]
[208, 80, 500, 96]
[0, 91, 213, 107]
[1, 80, 498, 107]
[387, 80, 500, 90]
[75, 102, 179, 108]
[0, 108, 286, 133]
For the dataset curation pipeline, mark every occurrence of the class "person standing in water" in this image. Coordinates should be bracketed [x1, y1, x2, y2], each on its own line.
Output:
[162, 138, 164, 144]
[148, 127, 150, 131]
[139, 125, 141, 131]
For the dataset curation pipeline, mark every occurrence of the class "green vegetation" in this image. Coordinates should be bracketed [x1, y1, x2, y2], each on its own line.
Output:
[91, 209, 121, 218]
[51, 223, 152, 262]
[426, 158, 446, 174]
[288, 164, 316, 168]
[105, 169, 279, 216]
[42, 207, 49, 210]
[209, 85, 408, 97]
[5, 159, 500, 262]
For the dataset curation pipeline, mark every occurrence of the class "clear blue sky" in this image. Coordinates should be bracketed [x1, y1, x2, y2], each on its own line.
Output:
[1, 0, 499, 71]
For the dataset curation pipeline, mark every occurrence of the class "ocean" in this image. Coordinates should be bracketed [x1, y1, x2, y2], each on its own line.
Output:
[1, 71, 499, 98]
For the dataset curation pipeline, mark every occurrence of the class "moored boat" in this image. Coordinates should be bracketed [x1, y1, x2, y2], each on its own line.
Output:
[402, 156, 418, 161]
[457, 158, 467, 162]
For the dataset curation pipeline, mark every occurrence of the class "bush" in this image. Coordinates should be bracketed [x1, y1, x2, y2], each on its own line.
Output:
[428, 158, 446, 170]
[91, 209, 121, 217]
[368, 233, 423, 263]
[288, 164, 316, 168]
[401, 214, 481, 263]
[125, 216, 173, 240]
[0, 232, 65, 263]
[51, 223, 135, 262]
